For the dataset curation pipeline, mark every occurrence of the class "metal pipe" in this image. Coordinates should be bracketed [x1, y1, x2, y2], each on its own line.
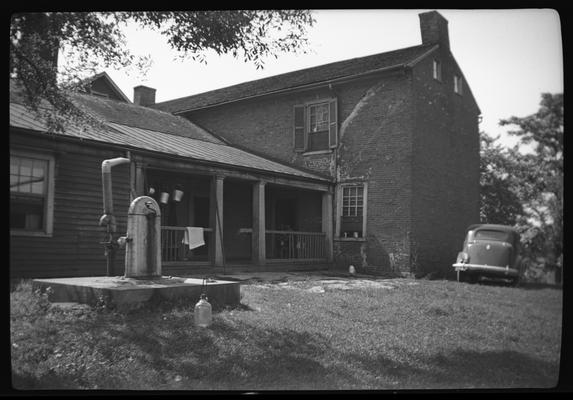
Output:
[99, 157, 130, 277]
[100, 157, 130, 233]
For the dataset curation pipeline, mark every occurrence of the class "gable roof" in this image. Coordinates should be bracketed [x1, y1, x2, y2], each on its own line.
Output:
[77, 72, 131, 103]
[153, 44, 438, 113]
[9, 79, 223, 144]
[9, 81, 329, 183]
[70, 91, 224, 144]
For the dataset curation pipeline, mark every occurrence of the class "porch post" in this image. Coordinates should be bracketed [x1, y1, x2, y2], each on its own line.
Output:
[322, 191, 334, 262]
[134, 163, 145, 198]
[211, 175, 225, 267]
[252, 181, 266, 265]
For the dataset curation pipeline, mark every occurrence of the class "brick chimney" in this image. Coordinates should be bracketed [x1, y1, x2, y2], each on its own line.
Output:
[419, 11, 450, 51]
[133, 85, 156, 107]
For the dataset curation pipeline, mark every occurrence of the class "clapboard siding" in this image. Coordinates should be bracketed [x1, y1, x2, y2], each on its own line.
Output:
[10, 135, 131, 278]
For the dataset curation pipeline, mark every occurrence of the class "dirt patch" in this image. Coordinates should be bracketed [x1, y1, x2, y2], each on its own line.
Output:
[253, 278, 418, 293]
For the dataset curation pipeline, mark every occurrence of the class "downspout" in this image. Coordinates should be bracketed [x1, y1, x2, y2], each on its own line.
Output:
[99, 157, 131, 276]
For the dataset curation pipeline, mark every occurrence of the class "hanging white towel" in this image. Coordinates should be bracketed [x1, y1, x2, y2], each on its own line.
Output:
[182, 227, 205, 250]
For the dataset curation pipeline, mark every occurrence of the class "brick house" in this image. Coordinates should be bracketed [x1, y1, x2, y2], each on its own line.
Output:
[152, 10, 481, 276]
[10, 10, 479, 279]
[10, 74, 332, 278]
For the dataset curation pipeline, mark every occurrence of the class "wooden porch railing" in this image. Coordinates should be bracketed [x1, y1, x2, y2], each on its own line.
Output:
[163, 226, 327, 263]
[265, 230, 326, 260]
[161, 226, 212, 262]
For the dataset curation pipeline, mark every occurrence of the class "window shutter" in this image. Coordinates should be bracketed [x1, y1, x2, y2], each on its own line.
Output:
[328, 98, 338, 148]
[293, 105, 305, 151]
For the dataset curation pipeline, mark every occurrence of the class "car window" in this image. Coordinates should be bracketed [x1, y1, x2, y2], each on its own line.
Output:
[474, 229, 511, 242]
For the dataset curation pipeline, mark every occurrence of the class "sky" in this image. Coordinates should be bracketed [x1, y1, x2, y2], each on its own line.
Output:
[103, 9, 563, 149]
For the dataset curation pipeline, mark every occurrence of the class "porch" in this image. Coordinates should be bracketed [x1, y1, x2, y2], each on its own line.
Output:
[136, 162, 333, 274]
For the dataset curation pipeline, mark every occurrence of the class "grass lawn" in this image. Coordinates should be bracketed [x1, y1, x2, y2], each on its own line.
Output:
[10, 276, 562, 391]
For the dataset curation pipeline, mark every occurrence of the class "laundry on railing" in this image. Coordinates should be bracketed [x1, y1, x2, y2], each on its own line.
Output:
[182, 227, 205, 250]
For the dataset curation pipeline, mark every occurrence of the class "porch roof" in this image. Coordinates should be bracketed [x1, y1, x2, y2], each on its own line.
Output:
[9, 101, 330, 183]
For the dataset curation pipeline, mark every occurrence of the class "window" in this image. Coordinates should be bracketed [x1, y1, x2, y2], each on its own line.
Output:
[309, 103, 329, 133]
[293, 99, 338, 152]
[10, 151, 54, 236]
[474, 230, 511, 242]
[432, 59, 442, 81]
[342, 186, 363, 217]
[338, 184, 367, 238]
[454, 75, 463, 95]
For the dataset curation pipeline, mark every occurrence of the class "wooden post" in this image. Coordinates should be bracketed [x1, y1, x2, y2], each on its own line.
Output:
[322, 191, 334, 262]
[133, 162, 147, 197]
[252, 181, 266, 265]
[211, 175, 225, 267]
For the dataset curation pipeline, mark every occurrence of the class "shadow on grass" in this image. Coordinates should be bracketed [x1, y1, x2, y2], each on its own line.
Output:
[12, 370, 75, 391]
[518, 282, 563, 290]
[16, 310, 358, 390]
[346, 348, 559, 389]
[476, 279, 562, 291]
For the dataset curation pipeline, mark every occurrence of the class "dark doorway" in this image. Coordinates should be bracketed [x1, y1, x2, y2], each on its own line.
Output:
[275, 198, 297, 231]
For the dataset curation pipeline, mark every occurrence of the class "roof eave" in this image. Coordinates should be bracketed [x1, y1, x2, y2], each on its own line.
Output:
[159, 45, 440, 115]
[168, 63, 412, 115]
[10, 122, 330, 185]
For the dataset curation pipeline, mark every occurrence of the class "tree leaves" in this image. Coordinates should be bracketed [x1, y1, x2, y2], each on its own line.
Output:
[481, 93, 563, 268]
[479, 134, 524, 225]
[10, 11, 315, 132]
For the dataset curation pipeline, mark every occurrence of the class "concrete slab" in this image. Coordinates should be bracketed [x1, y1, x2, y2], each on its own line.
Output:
[32, 276, 241, 310]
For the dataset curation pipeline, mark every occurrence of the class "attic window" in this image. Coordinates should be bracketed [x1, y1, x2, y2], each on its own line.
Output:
[432, 59, 442, 81]
[454, 75, 463, 95]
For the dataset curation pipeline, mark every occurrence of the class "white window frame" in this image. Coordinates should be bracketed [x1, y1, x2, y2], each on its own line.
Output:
[335, 182, 368, 240]
[307, 102, 330, 134]
[433, 59, 442, 81]
[454, 74, 463, 95]
[305, 100, 331, 152]
[10, 149, 55, 237]
[293, 97, 338, 154]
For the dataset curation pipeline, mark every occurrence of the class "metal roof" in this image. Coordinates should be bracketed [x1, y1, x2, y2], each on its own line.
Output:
[10, 102, 329, 182]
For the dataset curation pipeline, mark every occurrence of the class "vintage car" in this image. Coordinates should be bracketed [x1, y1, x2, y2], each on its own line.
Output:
[453, 224, 522, 284]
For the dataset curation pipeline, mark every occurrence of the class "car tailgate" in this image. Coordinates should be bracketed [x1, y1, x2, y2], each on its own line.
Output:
[468, 241, 511, 267]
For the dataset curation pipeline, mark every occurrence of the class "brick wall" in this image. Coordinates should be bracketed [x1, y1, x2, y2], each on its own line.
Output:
[411, 48, 480, 277]
[335, 73, 414, 274]
[184, 87, 337, 177]
[184, 71, 415, 274]
[182, 62, 478, 276]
